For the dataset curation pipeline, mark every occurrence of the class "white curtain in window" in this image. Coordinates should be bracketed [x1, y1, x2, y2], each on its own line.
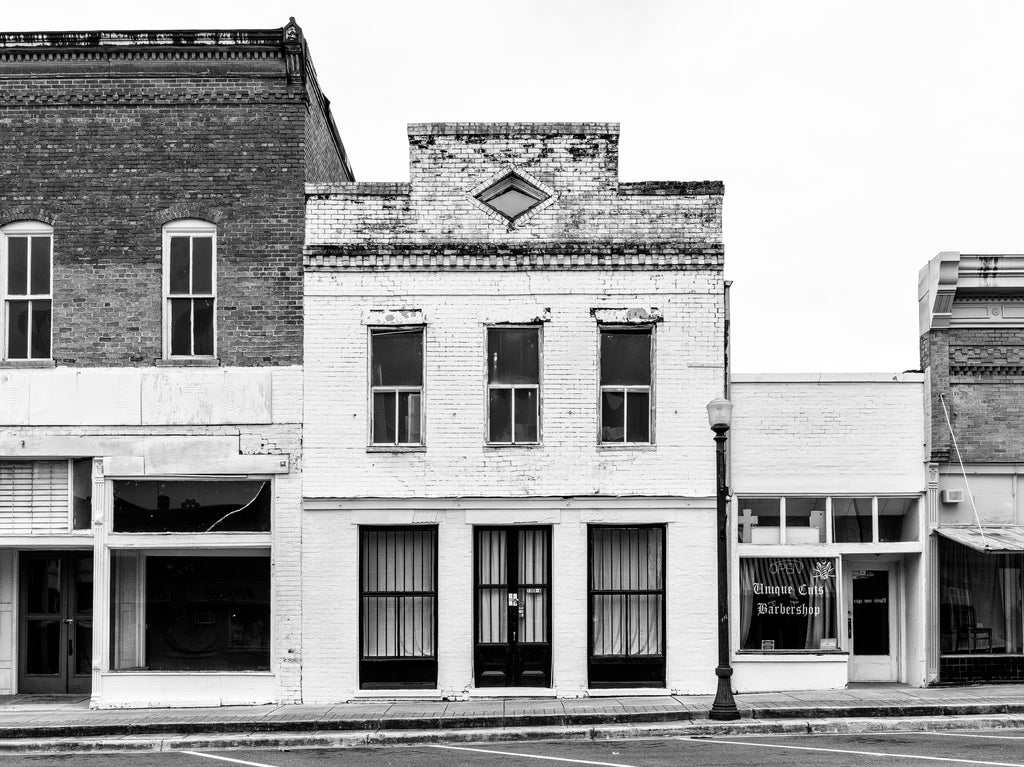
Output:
[362, 529, 435, 658]
[591, 528, 664, 656]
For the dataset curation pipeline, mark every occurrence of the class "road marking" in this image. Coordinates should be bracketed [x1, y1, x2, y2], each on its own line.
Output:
[916, 732, 1024, 742]
[426, 744, 640, 767]
[681, 737, 1024, 767]
[180, 752, 282, 767]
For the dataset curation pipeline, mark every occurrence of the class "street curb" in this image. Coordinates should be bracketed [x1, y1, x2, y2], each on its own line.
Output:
[3, 702, 1024, 741]
[4, 713, 1024, 755]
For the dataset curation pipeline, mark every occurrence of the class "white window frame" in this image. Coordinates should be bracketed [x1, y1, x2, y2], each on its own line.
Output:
[1, 221, 53, 360]
[368, 326, 425, 447]
[598, 324, 654, 445]
[485, 324, 542, 445]
[162, 219, 217, 359]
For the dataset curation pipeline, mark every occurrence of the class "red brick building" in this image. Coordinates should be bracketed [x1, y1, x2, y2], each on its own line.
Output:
[0, 20, 350, 706]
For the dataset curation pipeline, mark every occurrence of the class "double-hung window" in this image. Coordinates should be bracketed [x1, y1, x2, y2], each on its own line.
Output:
[487, 326, 540, 444]
[1, 222, 52, 360]
[370, 327, 424, 445]
[163, 220, 216, 358]
[599, 327, 652, 443]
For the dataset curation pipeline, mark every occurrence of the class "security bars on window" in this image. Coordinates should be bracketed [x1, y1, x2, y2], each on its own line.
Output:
[2, 226, 52, 360]
[370, 327, 424, 446]
[487, 326, 540, 444]
[599, 327, 652, 443]
[167, 231, 215, 357]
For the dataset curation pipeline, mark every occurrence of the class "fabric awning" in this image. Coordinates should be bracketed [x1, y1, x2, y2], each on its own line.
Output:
[936, 526, 1024, 553]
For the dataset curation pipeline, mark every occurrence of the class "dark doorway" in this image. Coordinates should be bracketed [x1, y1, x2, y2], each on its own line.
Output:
[474, 527, 552, 687]
[853, 569, 890, 656]
[18, 551, 93, 694]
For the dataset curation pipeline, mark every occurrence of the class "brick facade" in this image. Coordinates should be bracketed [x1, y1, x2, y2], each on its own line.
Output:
[302, 123, 726, 698]
[0, 22, 352, 367]
[0, 22, 349, 707]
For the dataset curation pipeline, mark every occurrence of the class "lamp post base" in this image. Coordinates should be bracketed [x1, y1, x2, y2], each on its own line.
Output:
[708, 665, 740, 720]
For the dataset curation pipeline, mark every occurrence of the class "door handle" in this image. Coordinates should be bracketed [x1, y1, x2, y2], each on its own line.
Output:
[847, 611, 852, 639]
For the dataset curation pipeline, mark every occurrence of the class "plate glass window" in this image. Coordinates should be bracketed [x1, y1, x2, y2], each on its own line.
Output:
[371, 328, 424, 445]
[1, 222, 52, 360]
[110, 553, 270, 671]
[600, 327, 652, 443]
[164, 220, 215, 357]
[488, 327, 539, 444]
[739, 557, 839, 651]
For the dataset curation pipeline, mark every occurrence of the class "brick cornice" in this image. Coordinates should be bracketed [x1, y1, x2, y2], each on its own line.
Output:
[304, 241, 723, 271]
[0, 91, 305, 107]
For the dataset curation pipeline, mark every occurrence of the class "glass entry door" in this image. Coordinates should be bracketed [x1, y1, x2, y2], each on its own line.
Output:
[474, 527, 551, 687]
[18, 552, 93, 694]
[847, 562, 899, 682]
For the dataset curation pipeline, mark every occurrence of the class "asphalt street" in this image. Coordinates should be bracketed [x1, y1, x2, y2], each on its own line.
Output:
[11, 730, 1024, 767]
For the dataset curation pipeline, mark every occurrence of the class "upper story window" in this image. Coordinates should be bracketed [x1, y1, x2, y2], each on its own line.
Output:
[163, 220, 216, 358]
[487, 326, 540, 444]
[599, 327, 652, 444]
[1, 221, 52, 360]
[370, 327, 424, 446]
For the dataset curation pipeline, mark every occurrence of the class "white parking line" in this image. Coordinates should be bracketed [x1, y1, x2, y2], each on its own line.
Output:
[680, 736, 1024, 767]
[917, 732, 1024, 741]
[426, 744, 640, 767]
[180, 752, 282, 767]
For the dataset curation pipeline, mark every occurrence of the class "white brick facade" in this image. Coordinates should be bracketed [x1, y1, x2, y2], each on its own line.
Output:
[301, 123, 726, 698]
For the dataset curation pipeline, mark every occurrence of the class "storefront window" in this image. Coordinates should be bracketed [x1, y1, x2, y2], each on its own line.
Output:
[940, 539, 1023, 655]
[110, 553, 270, 671]
[739, 557, 839, 651]
[113, 480, 271, 533]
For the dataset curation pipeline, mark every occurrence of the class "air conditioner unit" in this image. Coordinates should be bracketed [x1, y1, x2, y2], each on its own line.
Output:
[942, 489, 964, 504]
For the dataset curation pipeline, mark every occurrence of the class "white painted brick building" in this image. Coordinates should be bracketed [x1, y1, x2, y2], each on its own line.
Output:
[729, 374, 927, 691]
[302, 123, 727, 698]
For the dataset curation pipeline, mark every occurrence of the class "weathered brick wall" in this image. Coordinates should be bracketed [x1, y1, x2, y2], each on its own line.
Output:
[306, 123, 722, 249]
[923, 327, 1024, 463]
[304, 269, 724, 499]
[731, 375, 926, 494]
[0, 55, 309, 366]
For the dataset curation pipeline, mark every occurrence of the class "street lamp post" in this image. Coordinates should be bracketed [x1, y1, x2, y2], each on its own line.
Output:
[707, 397, 740, 721]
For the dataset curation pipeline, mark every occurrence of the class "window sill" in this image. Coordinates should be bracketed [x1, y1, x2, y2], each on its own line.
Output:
[367, 445, 427, 453]
[597, 443, 656, 451]
[735, 650, 849, 659]
[155, 357, 221, 367]
[0, 359, 55, 368]
[484, 442, 542, 449]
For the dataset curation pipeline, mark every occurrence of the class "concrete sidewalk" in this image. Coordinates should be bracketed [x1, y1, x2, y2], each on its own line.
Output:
[2, 684, 1024, 741]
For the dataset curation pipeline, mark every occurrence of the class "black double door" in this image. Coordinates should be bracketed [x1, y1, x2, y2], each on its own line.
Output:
[18, 552, 93, 694]
[474, 527, 551, 687]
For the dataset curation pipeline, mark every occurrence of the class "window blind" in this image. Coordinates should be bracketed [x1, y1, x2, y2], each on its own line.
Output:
[0, 461, 69, 534]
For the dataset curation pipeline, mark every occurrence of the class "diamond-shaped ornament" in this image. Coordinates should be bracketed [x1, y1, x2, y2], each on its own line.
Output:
[476, 172, 549, 221]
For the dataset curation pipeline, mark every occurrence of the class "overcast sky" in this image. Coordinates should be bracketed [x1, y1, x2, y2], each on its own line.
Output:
[6, 1, 1022, 373]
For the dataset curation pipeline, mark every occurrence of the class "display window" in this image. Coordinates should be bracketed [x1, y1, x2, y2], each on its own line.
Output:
[739, 557, 839, 652]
